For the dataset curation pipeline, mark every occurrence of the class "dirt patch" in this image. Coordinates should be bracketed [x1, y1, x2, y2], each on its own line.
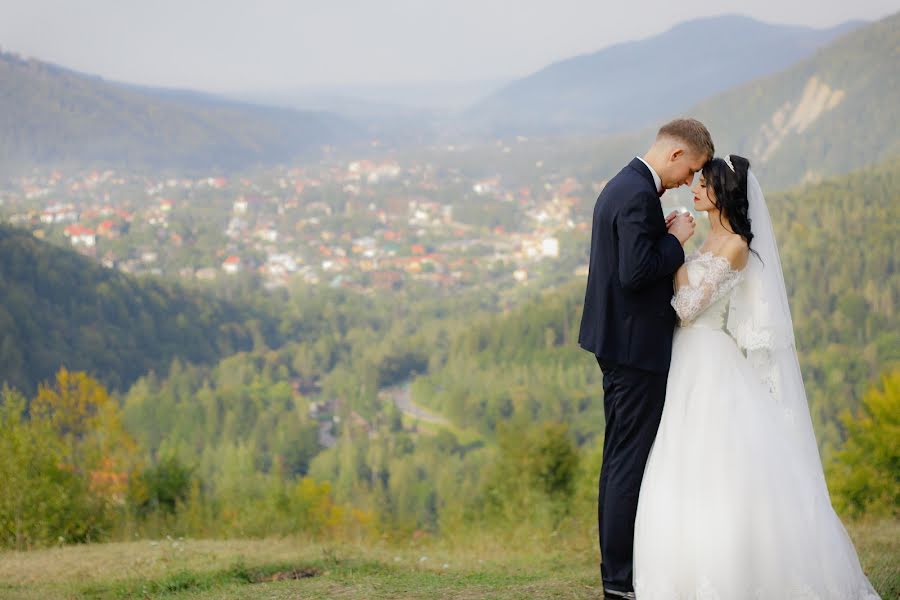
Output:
[251, 566, 321, 582]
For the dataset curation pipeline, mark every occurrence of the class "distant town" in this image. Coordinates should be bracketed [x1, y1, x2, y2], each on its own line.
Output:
[2, 150, 599, 294]
[0, 153, 693, 296]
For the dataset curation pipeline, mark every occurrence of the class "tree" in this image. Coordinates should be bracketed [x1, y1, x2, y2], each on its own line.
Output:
[0, 387, 98, 548]
[827, 370, 900, 518]
[31, 368, 136, 509]
[483, 422, 580, 527]
[131, 454, 194, 516]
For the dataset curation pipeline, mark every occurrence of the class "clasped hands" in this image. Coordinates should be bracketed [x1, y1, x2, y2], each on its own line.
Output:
[665, 210, 695, 244]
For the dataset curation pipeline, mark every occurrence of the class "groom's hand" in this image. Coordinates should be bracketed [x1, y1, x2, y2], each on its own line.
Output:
[664, 210, 679, 228]
[669, 213, 695, 245]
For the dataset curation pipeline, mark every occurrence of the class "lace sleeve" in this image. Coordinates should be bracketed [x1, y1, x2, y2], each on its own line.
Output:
[671, 253, 744, 323]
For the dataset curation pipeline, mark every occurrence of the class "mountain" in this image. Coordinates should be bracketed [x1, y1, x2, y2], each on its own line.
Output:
[0, 51, 362, 172]
[229, 89, 443, 149]
[691, 10, 900, 189]
[240, 79, 510, 113]
[231, 79, 511, 149]
[512, 11, 899, 195]
[464, 15, 862, 137]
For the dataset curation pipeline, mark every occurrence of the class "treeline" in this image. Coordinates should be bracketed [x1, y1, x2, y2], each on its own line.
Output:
[0, 362, 611, 546]
[0, 369, 371, 549]
[2, 366, 895, 549]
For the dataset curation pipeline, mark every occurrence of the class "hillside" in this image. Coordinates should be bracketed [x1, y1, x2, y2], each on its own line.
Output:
[0, 51, 361, 172]
[0, 224, 267, 394]
[464, 15, 860, 137]
[692, 10, 900, 189]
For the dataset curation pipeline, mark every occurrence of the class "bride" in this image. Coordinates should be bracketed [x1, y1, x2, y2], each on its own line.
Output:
[632, 154, 880, 599]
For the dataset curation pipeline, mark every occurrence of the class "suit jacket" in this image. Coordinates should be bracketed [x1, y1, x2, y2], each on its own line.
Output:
[578, 158, 685, 374]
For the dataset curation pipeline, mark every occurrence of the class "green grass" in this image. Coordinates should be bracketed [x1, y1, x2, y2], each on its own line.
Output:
[0, 521, 896, 599]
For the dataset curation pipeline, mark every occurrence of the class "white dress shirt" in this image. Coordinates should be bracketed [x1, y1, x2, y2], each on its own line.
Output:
[636, 156, 663, 195]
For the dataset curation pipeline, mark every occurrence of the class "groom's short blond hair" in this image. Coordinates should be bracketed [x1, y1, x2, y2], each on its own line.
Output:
[657, 118, 714, 160]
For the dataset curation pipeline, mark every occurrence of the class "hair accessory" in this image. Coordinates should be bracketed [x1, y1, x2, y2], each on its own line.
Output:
[724, 155, 735, 173]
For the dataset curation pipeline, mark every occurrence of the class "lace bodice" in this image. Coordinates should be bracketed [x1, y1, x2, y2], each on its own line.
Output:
[672, 251, 744, 329]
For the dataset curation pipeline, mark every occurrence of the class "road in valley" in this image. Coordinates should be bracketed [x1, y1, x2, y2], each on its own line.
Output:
[381, 382, 449, 426]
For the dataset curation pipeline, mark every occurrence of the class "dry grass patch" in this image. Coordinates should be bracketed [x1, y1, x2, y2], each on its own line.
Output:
[0, 520, 894, 599]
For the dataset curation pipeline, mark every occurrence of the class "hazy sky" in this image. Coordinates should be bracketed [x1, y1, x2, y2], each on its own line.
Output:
[1, 1, 896, 92]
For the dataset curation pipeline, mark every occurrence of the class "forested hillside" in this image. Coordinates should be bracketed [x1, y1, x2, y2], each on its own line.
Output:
[771, 159, 900, 452]
[0, 224, 266, 394]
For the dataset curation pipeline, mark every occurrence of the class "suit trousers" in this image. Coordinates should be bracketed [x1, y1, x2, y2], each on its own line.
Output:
[596, 358, 667, 594]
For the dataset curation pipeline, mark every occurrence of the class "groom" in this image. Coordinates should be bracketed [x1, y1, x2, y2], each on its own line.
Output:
[578, 118, 714, 599]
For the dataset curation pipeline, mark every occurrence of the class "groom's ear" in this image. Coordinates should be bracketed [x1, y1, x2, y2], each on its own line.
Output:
[670, 147, 684, 163]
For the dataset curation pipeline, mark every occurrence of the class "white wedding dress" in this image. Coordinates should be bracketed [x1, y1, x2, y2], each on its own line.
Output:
[632, 249, 881, 599]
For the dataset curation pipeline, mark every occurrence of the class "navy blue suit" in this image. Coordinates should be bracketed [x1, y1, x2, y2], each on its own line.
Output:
[578, 158, 684, 595]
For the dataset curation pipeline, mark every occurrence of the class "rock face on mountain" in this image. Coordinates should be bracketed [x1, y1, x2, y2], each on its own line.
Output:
[691, 10, 899, 188]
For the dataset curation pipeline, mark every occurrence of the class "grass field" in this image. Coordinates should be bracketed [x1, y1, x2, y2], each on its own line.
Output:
[0, 520, 896, 599]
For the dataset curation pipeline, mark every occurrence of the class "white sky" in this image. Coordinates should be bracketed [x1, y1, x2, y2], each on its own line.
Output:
[1, 1, 896, 92]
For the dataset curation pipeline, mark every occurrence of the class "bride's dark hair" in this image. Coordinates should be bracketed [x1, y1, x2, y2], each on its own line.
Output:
[702, 154, 758, 258]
